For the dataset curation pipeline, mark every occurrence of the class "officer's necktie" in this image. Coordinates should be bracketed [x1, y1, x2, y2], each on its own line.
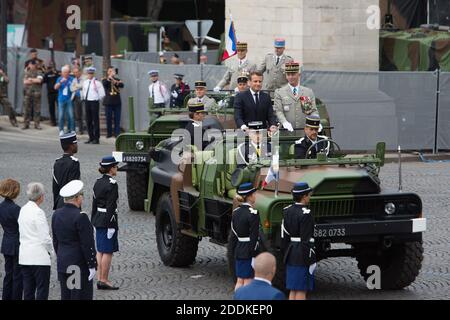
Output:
[85, 80, 92, 100]
[276, 56, 280, 65]
[256, 144, 261, 157]
[254, 93, 260, 107]
[293, 87, 298, 96]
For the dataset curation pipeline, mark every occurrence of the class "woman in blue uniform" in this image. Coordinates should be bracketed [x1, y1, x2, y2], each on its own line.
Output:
[91, 156, 120, 290]
[231, 182, 260, 291]
[281, 182, 316, 300]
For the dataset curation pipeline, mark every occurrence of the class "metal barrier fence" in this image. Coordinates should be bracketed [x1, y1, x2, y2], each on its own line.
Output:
[2, 48, 450, 151]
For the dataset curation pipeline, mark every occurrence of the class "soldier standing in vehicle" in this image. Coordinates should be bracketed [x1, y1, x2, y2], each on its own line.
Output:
[22, 61, 44, 130]
[187, 81, 218, 112]
[274, 62, 318, 132]
[258, 38, 293, 91]
[215, 42, 257, 92]
[52, 133, 80, 210]
[231, 182, 260, 291]
[185, 102, 210, 151]
[170, 74, 190, 108]
[281, 182, 316, 300]
[235, 73, 249, 93]
[295, 115, 330, 159]
[0, 66, 18, 127]
[91, 156, 120, 291]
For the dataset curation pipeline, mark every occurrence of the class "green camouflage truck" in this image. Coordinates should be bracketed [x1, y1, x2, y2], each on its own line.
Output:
[114, 94, 425, 290]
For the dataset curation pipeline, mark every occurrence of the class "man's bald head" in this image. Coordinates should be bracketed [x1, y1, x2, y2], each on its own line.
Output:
[254, 252, 277, 281]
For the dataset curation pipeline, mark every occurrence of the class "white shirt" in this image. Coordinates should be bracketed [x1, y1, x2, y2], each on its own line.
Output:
[82, 78, 106, 101]
[18, 201, 53, 266]
[249, 88, 260, 104]
[239, 57, 248, 66]
[149, 80, 168, 104]
[288, 83, 300, 96]
[254, 277, 272, 286]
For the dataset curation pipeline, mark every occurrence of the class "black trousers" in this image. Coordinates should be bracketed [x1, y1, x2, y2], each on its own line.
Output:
[73, 96, 84, 132]
[2, 254, 23, 300]
[58, 269, 93, 300]
[85, 100, 100, 141]
[21, 265, 50, 300]
[47, 93, 58, 125]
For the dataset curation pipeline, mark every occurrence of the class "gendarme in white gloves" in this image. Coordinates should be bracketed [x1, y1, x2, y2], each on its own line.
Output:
[107, 228, 115, 239]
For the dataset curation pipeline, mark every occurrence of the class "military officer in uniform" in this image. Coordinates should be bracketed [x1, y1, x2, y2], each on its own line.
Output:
[235, 73, 249, 93]
[170, 74, 190, 108]
[274, 62, 318, 132]
[231, 182, 261, 291]
[185, 102, 212, 151]
[258, 38, 294, 91]
[215, 42, 257, 92]
[236, 121, 271, 168]
[281, 182, 316, 300]
[22, 60, 44, 130]
[91, 156, 120, 290]
[187, 81, 219, 112]
[52, 180, 97, 300]
[52, 133, 80, 210]
[294, 115, 330, 159]
[0, 66, 18, 127]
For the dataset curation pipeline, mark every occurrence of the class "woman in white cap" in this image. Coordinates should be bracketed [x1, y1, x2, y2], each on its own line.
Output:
[231, 182, 261, 291]
[91, 156, 120, 290]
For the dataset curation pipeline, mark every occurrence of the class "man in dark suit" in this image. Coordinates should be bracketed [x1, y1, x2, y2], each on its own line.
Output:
[0, 179, 23, 300]
[234, 252, 285, 300]
[52, 180, 97, 300]
[234, 71, 278, 133]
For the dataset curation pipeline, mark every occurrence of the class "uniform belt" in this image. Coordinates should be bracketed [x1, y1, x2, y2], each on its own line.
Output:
[237, 237, 250, 242]
[97, 208, 107, 213]
[290, 237, 302, 242]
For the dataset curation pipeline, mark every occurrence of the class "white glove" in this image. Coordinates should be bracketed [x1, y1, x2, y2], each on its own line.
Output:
[88, 268, 96, 281]
[309, 263, 317, 275]
[171, 91, 178, 98]
[213, 86, 221, 92]
[240, 125, 249, 132]
[218, 100, 225, 107]
[283, 122, 294, 132]
[107, 228, 116, 239]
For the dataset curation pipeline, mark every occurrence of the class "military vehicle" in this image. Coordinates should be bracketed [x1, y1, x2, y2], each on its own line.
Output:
[114, 94, 425, 290]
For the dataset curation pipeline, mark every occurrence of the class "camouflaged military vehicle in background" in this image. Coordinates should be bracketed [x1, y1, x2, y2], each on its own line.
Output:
[114, 93, 425, 291]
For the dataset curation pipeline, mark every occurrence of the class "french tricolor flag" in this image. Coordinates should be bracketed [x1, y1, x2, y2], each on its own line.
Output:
[222, 15, 237, 61]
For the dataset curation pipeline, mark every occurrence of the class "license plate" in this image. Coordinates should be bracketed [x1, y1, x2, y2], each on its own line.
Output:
[314, 226, 346, 238]
[122, 154, 149, 163]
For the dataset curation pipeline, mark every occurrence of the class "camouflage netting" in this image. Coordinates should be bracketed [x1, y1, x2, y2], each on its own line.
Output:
[380, 28, 450, 71]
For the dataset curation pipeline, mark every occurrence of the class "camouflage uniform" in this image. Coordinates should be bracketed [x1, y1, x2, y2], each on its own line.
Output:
[0, 73, 17, 126]
[216, 57, 257, 91]
[258, 53, 293, 91]
[274, 84, 319, 129]
[23, 69, 44, 128]
[187, 95, 218, 112]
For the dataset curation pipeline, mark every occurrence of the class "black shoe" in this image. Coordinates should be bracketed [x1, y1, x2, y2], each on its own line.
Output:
[85, 140, 92, 144]
[92, 140, 100, 145]
[97, 282, 119, 290]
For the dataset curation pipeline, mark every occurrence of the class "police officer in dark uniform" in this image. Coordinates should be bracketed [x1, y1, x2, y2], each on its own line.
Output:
[91, 156, 120, 290]
[52, 133, 80, 210]
[170, 74, 190, 108]
[294, 115, 330, 159]
[52, 180, 97, 300]
[231, 182, 261, 291]
[281, 182, 316, 300]
[236, 121, 271, 168]
[185, 102, 210, 151]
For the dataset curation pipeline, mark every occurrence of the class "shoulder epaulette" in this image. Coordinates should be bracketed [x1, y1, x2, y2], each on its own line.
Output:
[70, 156, 79, 162]
[295, 137, 305, 145]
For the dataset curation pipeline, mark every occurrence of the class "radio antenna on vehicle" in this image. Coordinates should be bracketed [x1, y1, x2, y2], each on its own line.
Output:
[398, 145, 402, 192]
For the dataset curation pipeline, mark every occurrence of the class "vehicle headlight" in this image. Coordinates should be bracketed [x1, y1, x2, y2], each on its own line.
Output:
[136, 141, 144, 151]
[385, 202, 396, 215]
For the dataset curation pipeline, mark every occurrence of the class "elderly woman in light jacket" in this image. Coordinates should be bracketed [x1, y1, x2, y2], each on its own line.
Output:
[18, 183, 53, 300]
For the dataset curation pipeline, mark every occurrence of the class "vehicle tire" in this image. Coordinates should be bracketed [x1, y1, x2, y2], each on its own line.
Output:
[126, 170, 148, 211]
[226, 232, 237, 282]
[155, 193, 199, 267]
[355, 241, 424, 290]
